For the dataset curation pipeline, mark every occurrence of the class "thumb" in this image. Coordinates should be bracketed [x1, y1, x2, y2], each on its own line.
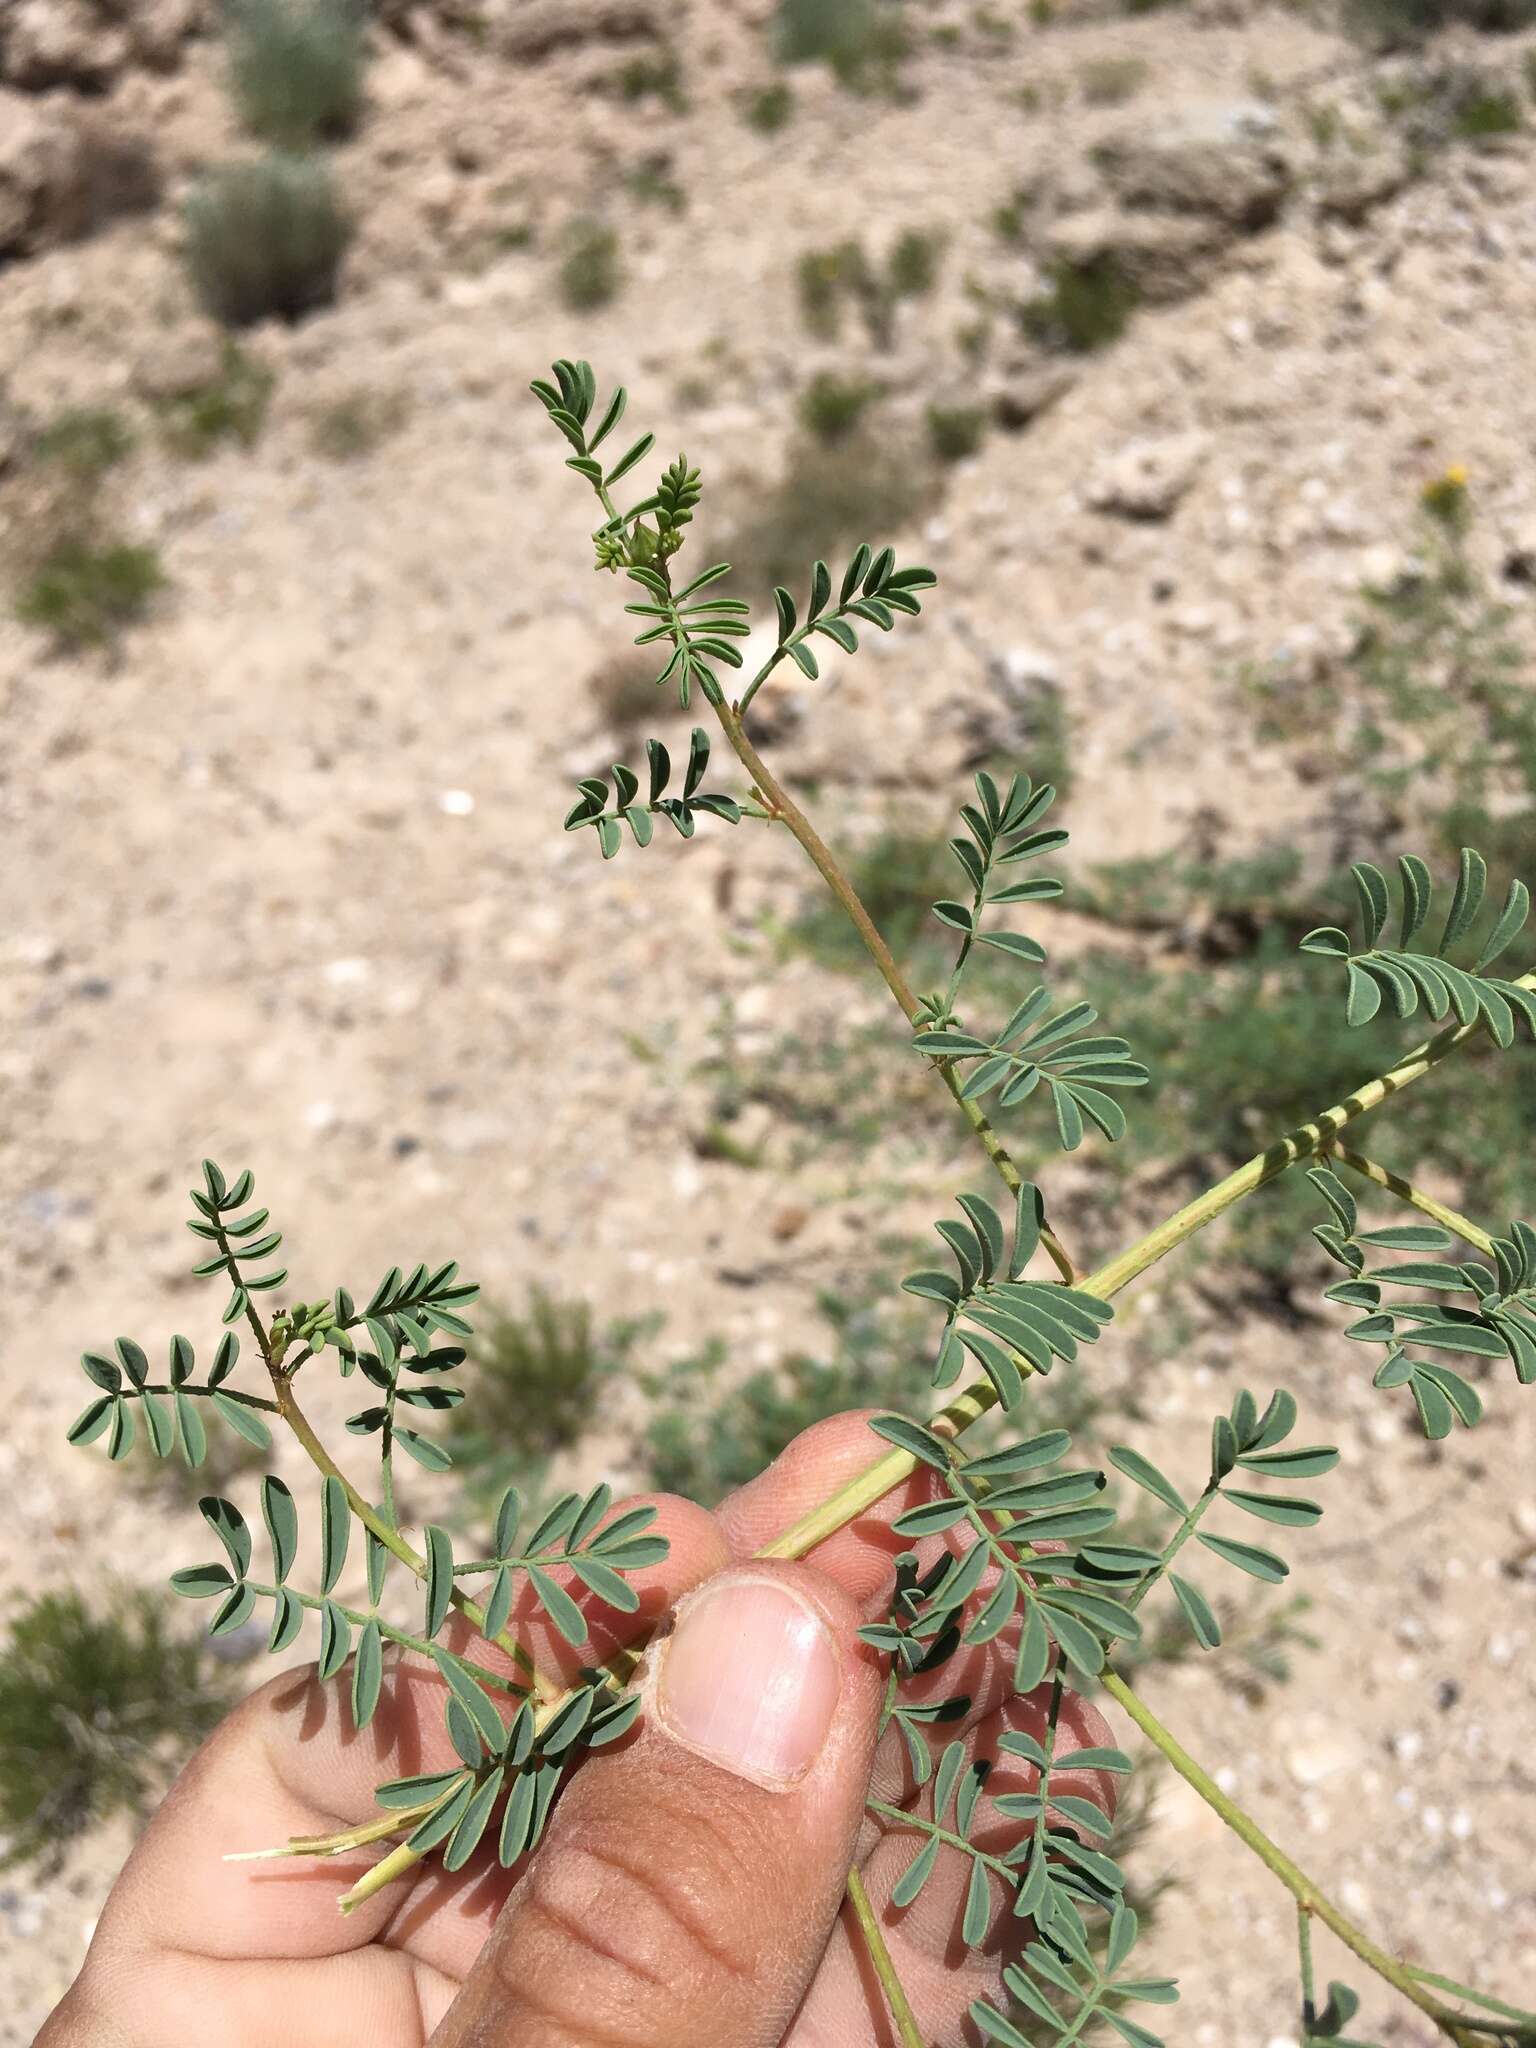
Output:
[435, 1562, 885, 2048]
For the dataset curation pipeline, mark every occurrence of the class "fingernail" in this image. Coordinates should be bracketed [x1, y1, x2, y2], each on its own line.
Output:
[657, 1574, 840, 1787]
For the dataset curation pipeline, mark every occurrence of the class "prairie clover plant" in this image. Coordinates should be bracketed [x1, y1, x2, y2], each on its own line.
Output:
[63, 359, 1536, 2048]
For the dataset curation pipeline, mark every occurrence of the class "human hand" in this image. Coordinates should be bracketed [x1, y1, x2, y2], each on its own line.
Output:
[40, 1411, 1119, 2047]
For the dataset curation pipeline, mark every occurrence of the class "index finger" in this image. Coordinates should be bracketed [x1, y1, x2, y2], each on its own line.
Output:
[716, 1409, 944, 1610]
[84, 1491, 729, 1969]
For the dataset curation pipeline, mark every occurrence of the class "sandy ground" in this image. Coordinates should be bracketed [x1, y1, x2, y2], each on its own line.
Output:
[4, 2, 1536, 2039]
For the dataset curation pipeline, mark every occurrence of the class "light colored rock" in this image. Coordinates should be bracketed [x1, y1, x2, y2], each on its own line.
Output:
[0, 98, 159, 255]
[370, 41, 433, 109]
[0, 89, 80, 256]
[495, 0, 656, 60]
[126, 0, 202, 70]
[131, 324, 225, 402]
[1286, 1729, 1358, 1787]
[999, 646, 1062, 692]
[1086, 432, 1209, 521]
[2, 0, 128, 91]
[1312, 141, 1410, 224]
[1045, 205, 1228, 304]
[1099, 100, 1291, 230]
[416, 166, 464, 225]
[988, 355, 1076, 431]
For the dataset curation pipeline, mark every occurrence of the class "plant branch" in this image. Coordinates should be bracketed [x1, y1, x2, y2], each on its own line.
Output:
[1322, 1142, 1498, 1257]
[227, 1796, 448, 1863]
[1124, 1482, 1218, 1615]
[846, 1866, 927, 2048]
[123, 1384, 280, 1412]
[243, 1582, 521, 1693]
[1403, 1968, 1536, 2033]
[760, 980, 1533, 1561]
[1297, 1902, 1318, 2036]
[265, 1371, 559, 1704]
[1101, 1668, 1502, 2047]
[713, 699, 1077, 1282]
[379, 1369, 401, 1531]
[530, 392, 1530, 2037]
[864, 1798, 1020, 1888]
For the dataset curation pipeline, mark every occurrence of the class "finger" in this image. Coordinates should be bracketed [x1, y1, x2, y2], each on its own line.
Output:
[867, 1533, 1089, 1789]
[716, 1410, 946, 1609]
[38, 1942, 441, 2048]
[434, 1561, 885, 2048]
[75, 1494, 728, 1969]
[789, 1684, 1122, 2048]
[717, 1412, 1075, 1761]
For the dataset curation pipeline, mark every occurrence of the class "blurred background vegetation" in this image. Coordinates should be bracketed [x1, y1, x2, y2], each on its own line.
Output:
[5, 2, 1536, 2020]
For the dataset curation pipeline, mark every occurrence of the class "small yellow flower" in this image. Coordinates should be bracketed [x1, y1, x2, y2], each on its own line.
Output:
[1421, 465, 1470, 528]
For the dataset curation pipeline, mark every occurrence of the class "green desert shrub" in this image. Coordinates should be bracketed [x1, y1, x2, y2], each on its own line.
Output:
[183, 155, 352, 327]
[797, 370, 882, 443]
[155, 343, 275, 457]
[225, 0, 367, 147]
[1450, 85, 1524, 138]
[718, 428, 931, 600]
[772, 0, 909, 89]
[33, 406, 134, 480]
[15, 539, 165, 651]
[741, 79, 795, 131]
[307, 385, 409, 460]
[443, 1293, 643, 1505]
[640, 1292, 944, 1504]
[1345, 0, 1536, 43]
[558, 217, 622, 311]
[1021, 251, 1141, 353]
[796, 230, 939, 347]
[611, 44, 688, 110]
[926, 400, 987, 461]
[0, 1589, 230, 1873]
[7, 403, 164, 652]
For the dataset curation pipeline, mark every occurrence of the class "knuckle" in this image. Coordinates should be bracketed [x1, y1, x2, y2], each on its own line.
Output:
[514, 1803, 757, 2006]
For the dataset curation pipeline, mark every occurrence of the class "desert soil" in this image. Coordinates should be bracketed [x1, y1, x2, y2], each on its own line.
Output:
[4, 1, 1536, 2041]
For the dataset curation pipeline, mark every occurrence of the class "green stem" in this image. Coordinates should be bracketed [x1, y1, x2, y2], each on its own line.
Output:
[379, 1369, 399, 1531]
[228, 1795, 448, 1863]
[1020, 1665, 1065, 1896]
[267, 1375, 555, 1703]
[865, 1798, 1021, 1889]
[734, 643, 784, 717]
[1088, 984, 1531, 1301]
[338, 1836, 425, 1915]
[1101, 1669, 1486, 2047]
[448, 1549, 597, 1575]
[764, 976, 1535, 1562]
[1124, 1485, 1218, 1615]
[1323, 1142, 1498, 1257]
[1403, 1969, 1536, 2032]
[1052, 1991, 1113, 2048]
[845, 1866, 927, 2048]
[962, 1496, 1040, 1609]
[243, 1582, 521, 1693]
[1298, 1902, 1318, 2035]
[126, 1384, 279, 1411]
[712, 700, 1078, 1283]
